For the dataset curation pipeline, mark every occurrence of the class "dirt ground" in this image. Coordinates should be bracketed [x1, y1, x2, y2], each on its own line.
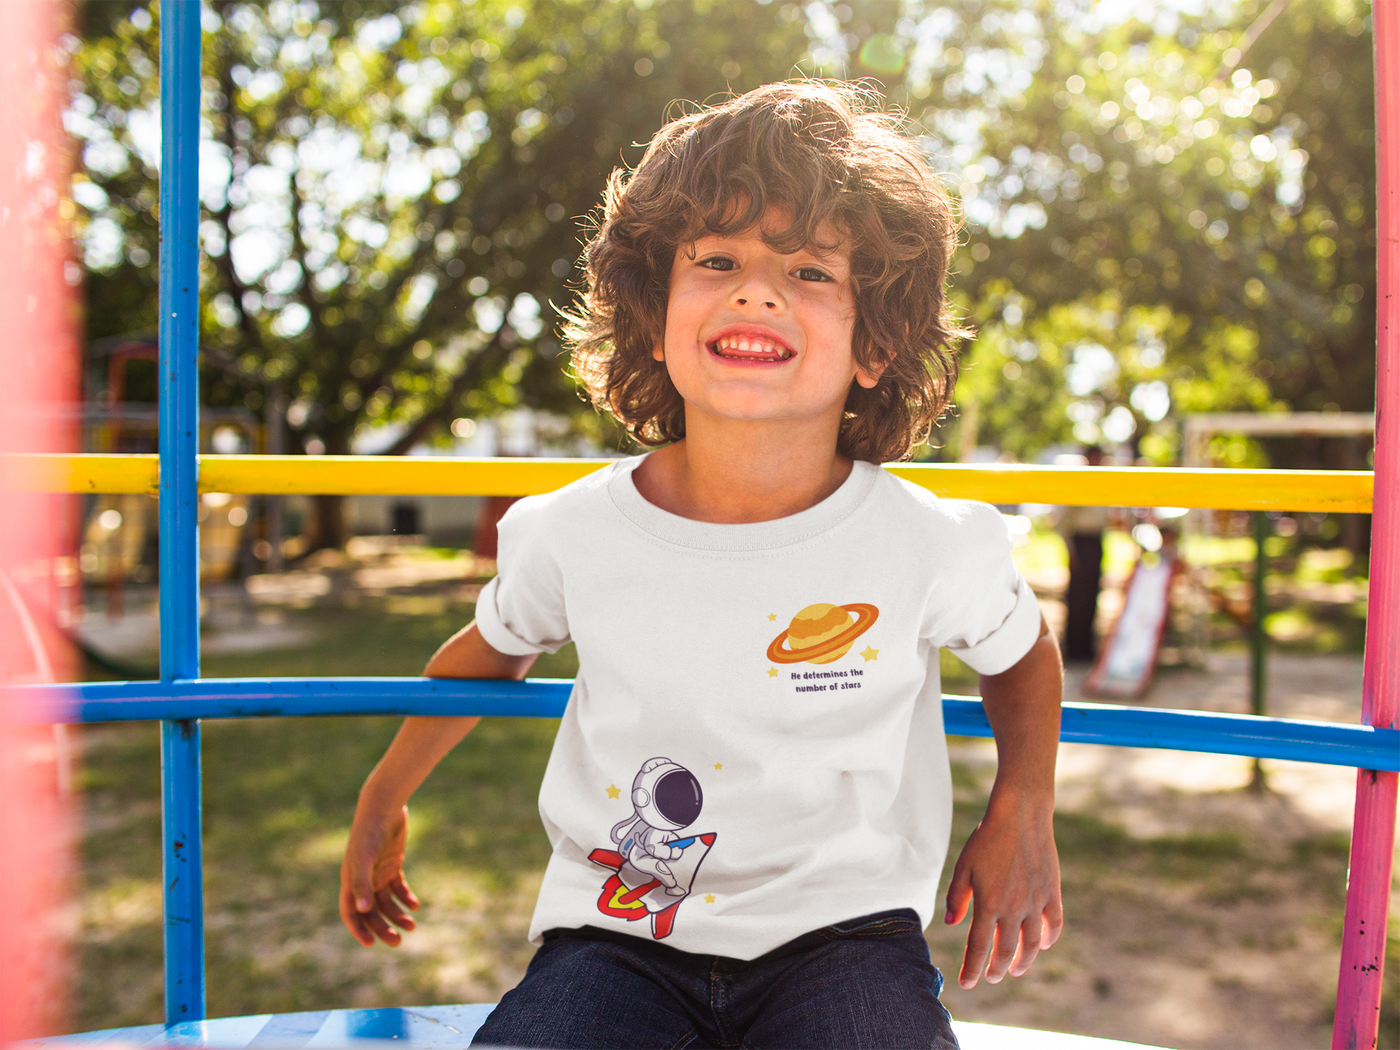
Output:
[932, 652, 1397, 1049]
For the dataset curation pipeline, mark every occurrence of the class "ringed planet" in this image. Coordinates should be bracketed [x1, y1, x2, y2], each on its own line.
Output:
[767, 602, 879, 665]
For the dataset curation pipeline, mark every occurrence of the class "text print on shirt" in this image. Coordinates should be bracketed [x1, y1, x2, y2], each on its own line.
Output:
[766, 602, 881, 692]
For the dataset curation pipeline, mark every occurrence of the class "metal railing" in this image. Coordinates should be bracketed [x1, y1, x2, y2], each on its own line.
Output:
[17, 3, 1394, 1047]
[1, 451, 1378, 512]
[20, 451, 1395, 1029]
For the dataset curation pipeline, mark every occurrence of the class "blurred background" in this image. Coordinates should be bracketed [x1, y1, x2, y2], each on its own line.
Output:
[54, 1, 1391, 1048]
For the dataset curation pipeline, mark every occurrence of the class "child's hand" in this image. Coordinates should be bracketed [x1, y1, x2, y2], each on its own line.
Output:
[340, 803, 421, 947]
[948, 616, 1065, 989]
[336, 711, 494, 949]
[943, 793, 1062, 989]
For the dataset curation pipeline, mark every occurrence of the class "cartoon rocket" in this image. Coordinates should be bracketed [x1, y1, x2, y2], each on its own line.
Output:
[589, 757, 715, 939]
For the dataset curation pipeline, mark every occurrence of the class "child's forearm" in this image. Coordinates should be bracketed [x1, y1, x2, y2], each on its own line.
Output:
[358, 716, 481, 814]
[977, 617, 1062, 810]
[360, 622, 538, 813]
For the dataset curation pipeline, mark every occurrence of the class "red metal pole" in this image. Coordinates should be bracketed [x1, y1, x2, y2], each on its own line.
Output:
[1334, 2, 1400, 1047]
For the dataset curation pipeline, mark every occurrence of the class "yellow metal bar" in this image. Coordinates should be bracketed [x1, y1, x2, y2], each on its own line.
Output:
[0, 453, 1375, 513]
[2, 452, 160, 494]
[885, 463, 1373, 514]
[197, 455, 607, 496]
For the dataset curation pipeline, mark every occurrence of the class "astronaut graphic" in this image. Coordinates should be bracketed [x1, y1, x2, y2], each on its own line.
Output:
[588, 757, 715, 940]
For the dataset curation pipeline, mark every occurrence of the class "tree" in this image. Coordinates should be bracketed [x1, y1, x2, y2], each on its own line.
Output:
[773, 0, 1375, 462]
[71, 0, 1380, 495]
[897, 0, 1376, 462]
[70, 0, 817, 546]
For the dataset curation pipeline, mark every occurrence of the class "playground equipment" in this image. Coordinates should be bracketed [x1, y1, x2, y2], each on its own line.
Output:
[1180, 411, 1379, 730]
[4, 2, 1397, 1047]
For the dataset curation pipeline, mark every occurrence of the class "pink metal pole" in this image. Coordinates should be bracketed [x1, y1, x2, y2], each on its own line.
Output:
[0, 2, 79, 1039]
[1333, 3, 1400, 1047]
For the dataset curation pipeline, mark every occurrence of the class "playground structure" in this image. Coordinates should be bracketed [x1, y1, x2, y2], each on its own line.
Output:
[1175, 411, 1382, 746]
[2, 2, 1397, 1047]
[1181, 411, 1377, 658]
[82, 339, 262, 591]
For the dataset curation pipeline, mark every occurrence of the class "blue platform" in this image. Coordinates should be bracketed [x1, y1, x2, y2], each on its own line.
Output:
[31, 1006, 1171, 1049]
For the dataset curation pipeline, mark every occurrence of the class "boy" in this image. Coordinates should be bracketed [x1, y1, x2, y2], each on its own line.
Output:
[340, 81, 1063, 1049]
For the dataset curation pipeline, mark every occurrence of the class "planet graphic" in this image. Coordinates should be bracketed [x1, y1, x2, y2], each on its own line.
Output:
[767, 602, 879, 665]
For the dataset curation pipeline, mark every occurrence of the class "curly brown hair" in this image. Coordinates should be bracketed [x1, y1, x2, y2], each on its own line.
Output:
[564, 80, 965, 463]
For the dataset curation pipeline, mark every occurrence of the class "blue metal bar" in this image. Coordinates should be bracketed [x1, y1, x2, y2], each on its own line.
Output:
[948, 699, 1400, 771]
[159, 717, 202, 1021]
[74, 676, 575, 721]
[158, 0, 204, 1025]
[158, 7, 201, 686]
[19, 678, 1399, 771]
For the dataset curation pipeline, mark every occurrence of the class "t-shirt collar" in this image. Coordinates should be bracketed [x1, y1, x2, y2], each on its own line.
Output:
[607, 453, 879, 552]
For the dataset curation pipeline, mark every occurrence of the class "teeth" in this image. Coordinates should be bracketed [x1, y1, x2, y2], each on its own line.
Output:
[713, 336, 788, 358]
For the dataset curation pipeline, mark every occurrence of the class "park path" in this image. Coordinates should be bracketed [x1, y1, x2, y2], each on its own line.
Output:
[1058, 652, 1369, 833]
[939, 651, 1396, 1050]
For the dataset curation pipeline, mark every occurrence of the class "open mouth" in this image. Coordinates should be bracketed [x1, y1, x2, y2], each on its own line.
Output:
[707, 335, 795, 362]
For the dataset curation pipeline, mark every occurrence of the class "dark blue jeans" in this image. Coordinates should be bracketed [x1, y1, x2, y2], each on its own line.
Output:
[471, 908, 959, 1049]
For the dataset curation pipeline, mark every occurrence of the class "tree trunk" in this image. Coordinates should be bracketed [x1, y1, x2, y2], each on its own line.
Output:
[308, 494, 347, 553]
[304, 425, 353, 553]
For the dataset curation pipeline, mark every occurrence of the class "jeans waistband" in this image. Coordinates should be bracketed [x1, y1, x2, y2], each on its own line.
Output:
[541, 907, 924, 967]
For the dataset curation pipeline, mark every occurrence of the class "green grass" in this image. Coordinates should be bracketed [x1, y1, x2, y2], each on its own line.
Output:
[76, 599, 579, 1031]
[198, 598, 579, 682]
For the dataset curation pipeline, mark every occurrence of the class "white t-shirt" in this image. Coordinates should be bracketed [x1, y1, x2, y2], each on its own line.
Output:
[474, 455, 1041, 960]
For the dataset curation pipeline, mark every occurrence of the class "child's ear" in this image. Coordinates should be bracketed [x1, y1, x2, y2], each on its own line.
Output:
[854, 358, 886, 390]
[652, 343, 665, 363]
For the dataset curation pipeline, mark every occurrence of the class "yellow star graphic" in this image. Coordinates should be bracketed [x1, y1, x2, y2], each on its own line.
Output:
[606, 783, 620, 799]
[766, 666, 779, 678]
[713, 762, 723, 770]
[767, 613, 777, 621]
[860, 645, 880, 662]
[704, 894, 716, 904]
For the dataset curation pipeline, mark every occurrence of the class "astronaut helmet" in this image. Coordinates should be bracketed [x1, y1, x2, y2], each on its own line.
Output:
[630, 757, 703, 832]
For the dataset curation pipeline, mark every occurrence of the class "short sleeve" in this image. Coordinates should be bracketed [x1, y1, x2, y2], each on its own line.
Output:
[473, 497, 572, 656]
[936, 503, 1042, 676]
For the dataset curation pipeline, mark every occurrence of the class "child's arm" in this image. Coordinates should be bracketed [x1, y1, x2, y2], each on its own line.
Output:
[943, 615, 1064, 989]
[339, 623, 536, 947]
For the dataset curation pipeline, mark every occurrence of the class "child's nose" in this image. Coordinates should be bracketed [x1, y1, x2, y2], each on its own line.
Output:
[731, 271, 785, 311]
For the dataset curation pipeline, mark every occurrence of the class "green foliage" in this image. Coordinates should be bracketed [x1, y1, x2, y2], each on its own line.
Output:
[956, 290, 1211, 462]
[72, 0, 815, 456]
[905, 0, 1376, 459]
[70, 0, 1378, 471]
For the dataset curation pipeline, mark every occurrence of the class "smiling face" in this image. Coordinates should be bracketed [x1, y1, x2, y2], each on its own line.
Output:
[655, 211, 878, 433]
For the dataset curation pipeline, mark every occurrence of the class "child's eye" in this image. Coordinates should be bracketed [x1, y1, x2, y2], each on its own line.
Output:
[698, 255, 737, 271]
[795, 266, 833, 282]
